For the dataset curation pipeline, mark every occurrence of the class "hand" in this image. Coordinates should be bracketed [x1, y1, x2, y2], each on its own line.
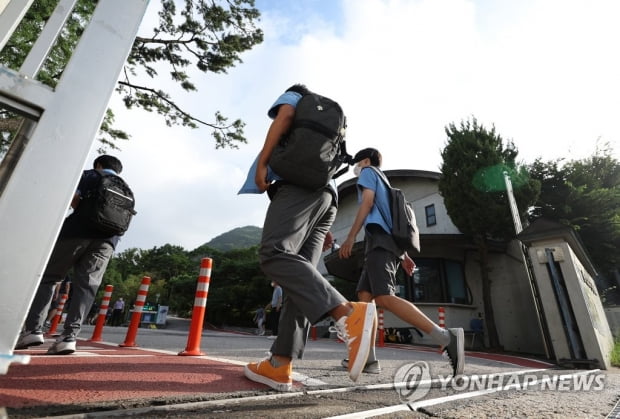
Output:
[338, 237, 355, 259]
[401, 253, 416, 276]
[323, 231, 334, 251]
[254, 164, 270, 193]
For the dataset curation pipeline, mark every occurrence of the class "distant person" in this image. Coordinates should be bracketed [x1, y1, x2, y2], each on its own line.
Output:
[241, 84, 376, 392]
[267, 281, 282, 338]
[15, 155, 134, 355]
[110, 297, 125, 326]
[338, 148, 464, 377]
[253, 306, 266, 336]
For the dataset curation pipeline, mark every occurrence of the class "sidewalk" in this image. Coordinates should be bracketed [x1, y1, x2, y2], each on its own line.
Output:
[0, 328, 557, 418]
[1, 338, 262, 417]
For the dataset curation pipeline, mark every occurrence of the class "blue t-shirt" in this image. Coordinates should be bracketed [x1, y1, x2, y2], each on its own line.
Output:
[238, 92, 302, 194]
[357, 167, 392, 234]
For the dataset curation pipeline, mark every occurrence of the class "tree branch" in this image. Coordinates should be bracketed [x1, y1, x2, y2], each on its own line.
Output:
[117, 80, 236, 130]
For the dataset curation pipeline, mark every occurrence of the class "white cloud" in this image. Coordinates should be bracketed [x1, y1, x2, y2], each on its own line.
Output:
[91, 0, 619, 252]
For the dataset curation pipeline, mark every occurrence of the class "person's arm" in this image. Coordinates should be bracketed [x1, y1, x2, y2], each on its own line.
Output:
[276, 289, 282, 311]
[70, 192, 80, 209]
[339, 187, 375, 259]
[255, 104, 296, 192]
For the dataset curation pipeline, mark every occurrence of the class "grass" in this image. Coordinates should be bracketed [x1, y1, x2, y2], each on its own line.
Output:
[612, 339, 620, 368]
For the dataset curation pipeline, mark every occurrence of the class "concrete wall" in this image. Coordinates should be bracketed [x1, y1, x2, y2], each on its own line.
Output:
[486, 241, 546, 355]
[527, 241, 615, 369]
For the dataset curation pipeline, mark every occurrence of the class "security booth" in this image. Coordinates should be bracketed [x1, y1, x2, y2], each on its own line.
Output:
[518, 218, 615, 369]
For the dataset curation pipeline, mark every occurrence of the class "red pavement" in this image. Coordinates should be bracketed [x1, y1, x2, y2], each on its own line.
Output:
[1, 339, 260, 410]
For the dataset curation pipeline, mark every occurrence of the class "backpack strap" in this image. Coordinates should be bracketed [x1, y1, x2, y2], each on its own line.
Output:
[332, 134, 353, 179]
[366, 166, 392, 225]
[368, 165, 392, 188]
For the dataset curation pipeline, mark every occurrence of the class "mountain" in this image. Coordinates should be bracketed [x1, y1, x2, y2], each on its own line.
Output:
[202, 225, 262, 251]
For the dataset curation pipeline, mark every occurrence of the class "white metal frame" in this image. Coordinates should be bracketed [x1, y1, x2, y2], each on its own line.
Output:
[0, 0, 149, 374]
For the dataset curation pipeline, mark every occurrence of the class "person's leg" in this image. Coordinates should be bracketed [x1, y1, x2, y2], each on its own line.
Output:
[62, 239, 114, 337]
[16, 238, 85, 349]
[366, 244, 464, 377]
[47, 239, 113, 355]
[24, 239, 84, 332]
[247, 185, 375, 388]
[259, 186, 346, 356]
[375, 294, 447, 338]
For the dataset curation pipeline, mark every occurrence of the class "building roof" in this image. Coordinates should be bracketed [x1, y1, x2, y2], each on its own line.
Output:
[337, 169, 441, 198]
[517, 218, 598, 277]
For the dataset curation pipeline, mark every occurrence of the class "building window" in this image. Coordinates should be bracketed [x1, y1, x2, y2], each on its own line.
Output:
[425, 204, 436, 226]
[409, 258, 469, 305]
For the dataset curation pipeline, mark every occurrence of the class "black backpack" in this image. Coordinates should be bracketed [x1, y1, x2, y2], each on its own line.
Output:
[78, 170, 136, 236]
[269, 93, 351, 190]
[369, 166, 420, 254]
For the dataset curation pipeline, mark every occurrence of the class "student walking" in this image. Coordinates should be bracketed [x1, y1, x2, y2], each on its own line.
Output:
[339, 147, 464, 377]
[240, 84, 376, 391]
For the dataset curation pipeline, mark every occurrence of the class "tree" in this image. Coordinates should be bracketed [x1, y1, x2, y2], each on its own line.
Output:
[0, 0, 263, 156]
[528, 144, 620, 301]
[439, 117, 540, 350]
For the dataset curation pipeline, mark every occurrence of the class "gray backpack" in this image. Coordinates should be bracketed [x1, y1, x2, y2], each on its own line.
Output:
[369, 166, 421, 254]
[269, 93, 351, 190]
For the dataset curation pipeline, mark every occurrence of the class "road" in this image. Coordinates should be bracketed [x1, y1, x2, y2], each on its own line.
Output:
[55, 317, 620, 418]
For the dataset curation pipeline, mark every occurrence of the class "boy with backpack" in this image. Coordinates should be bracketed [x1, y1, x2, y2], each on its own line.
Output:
[15, 155, 135, 355]
[338, 148, 465, 378]
[242, 84, 377, 391]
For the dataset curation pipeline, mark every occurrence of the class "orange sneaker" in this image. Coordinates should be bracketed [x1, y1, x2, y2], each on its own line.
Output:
[331, 302, 376, 382]
[244, 358, 293, 392]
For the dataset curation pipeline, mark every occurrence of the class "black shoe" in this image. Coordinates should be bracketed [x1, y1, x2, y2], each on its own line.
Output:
[340, 358, 382, 374]
[445, 328, 464, 377]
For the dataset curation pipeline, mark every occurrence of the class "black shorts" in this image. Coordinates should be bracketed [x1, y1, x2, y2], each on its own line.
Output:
[356, 224, 402, 297]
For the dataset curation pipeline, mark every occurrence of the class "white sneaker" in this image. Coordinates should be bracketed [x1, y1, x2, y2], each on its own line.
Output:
[15, 330, 44, 350]
[46, 334, 76, 355]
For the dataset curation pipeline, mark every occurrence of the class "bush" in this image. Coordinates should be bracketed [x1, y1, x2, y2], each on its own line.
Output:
[612, 339, 620, 368]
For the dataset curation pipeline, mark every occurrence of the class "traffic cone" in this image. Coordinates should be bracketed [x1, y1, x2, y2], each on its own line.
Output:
[179, 258, 212, 356]
[377, 308, 385, 347]
[119, 276, 151, 347]
[438, 306, 446, 328]
[89, 285, 114, 342]
[47, 293, 68, 335]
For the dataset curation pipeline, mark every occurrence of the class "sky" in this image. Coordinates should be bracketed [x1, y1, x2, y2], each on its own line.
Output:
[84, 0, 620, 253]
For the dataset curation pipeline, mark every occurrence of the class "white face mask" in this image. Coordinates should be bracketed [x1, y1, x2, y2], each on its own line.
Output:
[353, 165, 362, 177]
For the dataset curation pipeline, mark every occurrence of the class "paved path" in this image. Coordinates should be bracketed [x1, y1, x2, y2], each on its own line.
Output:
[1, 323, 617, 418]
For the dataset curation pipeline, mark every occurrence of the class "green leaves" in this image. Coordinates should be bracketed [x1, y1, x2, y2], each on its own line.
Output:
[528, 145, 620, 275]
[439, 117, 540, 240]
[0, 0, 263, 153]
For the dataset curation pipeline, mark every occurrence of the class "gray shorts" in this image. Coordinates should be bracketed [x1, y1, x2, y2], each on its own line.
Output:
[356, 224, 402, 297]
